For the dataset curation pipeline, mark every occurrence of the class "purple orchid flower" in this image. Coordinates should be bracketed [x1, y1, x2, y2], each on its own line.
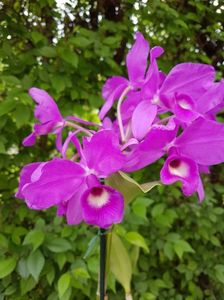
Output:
[23, 88, 64, 150]
[17, 130, 125, 228]
[99, 32, 164, 120]
[160, 154, 202, 200]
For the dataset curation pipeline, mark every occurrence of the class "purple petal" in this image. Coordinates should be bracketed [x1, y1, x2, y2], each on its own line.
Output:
[16, 162, 42, 198]
[173, 94, 198, 123]
[121, 91, 142, 122]
[61, 131, 84, 159]
[34, 121, 58, 135]
[175, 117, 224, 165]
[82, 130, 126, 177]
[197, 177, 205, 203]
[131, 101, 157, 140]
[66, 116, 101, 127]
[55, 128, 63, 152]
[66, 183, 87, 225]
[160, 155, 199, 197]
[29, 87, 62, 123]
[160, 63, 215, 99]
[22, 132, 37, 147]
[196, 80, 224, 114]
[99, 76, 129, 120]
[145, 46, 164, 82]
[22, 159, 85, 210]
[81, 185, 124, 228]
[126, 32, 149, 87]
[123, 118, 177, 172]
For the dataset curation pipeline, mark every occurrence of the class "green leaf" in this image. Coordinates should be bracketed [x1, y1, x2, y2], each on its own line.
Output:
[23, 230, 45, 251]
[0, 137, 6, 153]
[20, 276, 37, 295]
[27, 250, 45, 281]
[17, 258, 29, 278]
[0, 256, 17, 278]
[39, 46, 56, 57]
[58, 272, 71, 298]
[174, 240, 195, 259]
[46, 265, 55, 286]
[0, 100, 16, 117]
[72, 267, 90, 279]
[106, 171, 160, 203]
[151, 203, 166, 217]
[110, 233, 132, 293]
[164, 242, 174, 260]
[45, 238, 72, 252]
[54, 253, 66, 270]
[59, 48, 78, 67]
[70, 36, 93, 47]
[83, 235, 98, 259]
[0, 233, 8, 249]
[215, 265, 224, 284]
[13, 105, 30, 128]
[132, 197, 154, 220]
[125, 232, 149, 253]
[31, 31, 45, 44]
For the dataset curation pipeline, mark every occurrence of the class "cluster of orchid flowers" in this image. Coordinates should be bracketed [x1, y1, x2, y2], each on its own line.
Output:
[17, 32, 224, 229]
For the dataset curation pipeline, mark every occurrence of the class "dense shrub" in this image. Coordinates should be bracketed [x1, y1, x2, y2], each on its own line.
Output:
[0, 1, 223, 299]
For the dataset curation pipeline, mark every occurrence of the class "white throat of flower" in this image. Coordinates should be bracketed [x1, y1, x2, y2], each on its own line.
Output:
[87, 189, 109, 208]
[178, 100, 191, 110]
[169, 161, 189, 178]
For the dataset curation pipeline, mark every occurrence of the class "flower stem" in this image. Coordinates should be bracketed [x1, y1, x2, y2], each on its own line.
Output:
[65, 121, 93, 136]
[100, 228, 106, 300]
[117, 86, 131, 143]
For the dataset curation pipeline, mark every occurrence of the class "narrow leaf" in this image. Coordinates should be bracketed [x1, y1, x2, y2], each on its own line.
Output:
[110, 233, 132, 293]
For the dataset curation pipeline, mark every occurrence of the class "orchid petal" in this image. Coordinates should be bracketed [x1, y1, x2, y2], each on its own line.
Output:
[66, 183, 87, 225]
[22, 159, 85, 210]
[16, 162, 42, 198]
[81, 185, 124, 228]
[22, 132, 36, 147]
[175, 117, 224, 165]
[160, 155, 199, 197]
[82, 130, 126, 177]
[126, 32, 149, 86]
[160, 63, 215, 98]
[99, 76, 129, 120]
[123, 118, 177, 172]
[196, 80, 224, 114]
[174, 94, 198, 123]
[29, 87, 62, 123]
[131, 101, 157, 140]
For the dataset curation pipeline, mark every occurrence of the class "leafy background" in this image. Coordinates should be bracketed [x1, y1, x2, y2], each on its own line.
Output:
[0, 0, 224, 299]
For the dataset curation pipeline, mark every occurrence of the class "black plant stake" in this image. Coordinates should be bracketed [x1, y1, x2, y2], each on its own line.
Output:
[100, 228, 106, 300]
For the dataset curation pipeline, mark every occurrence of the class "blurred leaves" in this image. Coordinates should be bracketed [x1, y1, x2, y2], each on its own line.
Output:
[0, 0, 224, 299]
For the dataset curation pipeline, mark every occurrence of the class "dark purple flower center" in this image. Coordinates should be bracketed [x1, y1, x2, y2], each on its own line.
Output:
[169, 159, 181, 168]
[91, 187, 104, 197]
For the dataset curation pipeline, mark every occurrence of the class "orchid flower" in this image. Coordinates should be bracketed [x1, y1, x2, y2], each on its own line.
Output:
[22, 88, 65, 150]
[17, 31, 224, 225]
[17, 130, 125, 228]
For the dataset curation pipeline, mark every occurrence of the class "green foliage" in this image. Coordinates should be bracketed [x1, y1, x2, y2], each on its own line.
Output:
[0, 0, 224, 299]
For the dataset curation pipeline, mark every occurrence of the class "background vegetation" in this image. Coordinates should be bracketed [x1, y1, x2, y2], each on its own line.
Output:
[0, 0, 224, 299]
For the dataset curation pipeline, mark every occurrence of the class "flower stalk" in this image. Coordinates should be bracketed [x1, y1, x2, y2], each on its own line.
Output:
[100, 228, 106, 300]
[117, 86, 131, 143]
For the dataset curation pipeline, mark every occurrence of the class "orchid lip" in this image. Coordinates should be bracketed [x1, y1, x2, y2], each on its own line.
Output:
[151, 94, 160, 105]
[87, 187, 109, 208]
[168, 159, 189, 177]
[178, 100, 191, 110]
